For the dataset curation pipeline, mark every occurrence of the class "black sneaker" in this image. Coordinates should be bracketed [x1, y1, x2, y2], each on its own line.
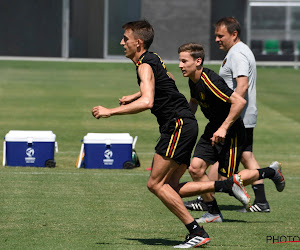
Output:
[173, 229, 210, 248]
[237, 202, 270, 213]
[184, 196, 208, 211]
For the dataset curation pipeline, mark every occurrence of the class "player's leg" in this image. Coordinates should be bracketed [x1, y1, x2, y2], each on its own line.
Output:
[238, 162, 285, 192]
[188, 158, 223, 223]
[153, 117, 210, 248]
[239, 128, 269, 212]
[188, 157, 215, 201]
[208, 161, 222, 181]
[184, 134, 220, 218]
[148, 153, 210, 248]
[147, 153, 193, 224]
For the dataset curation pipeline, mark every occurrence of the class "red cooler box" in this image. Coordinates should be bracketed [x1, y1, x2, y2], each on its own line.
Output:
[3, 130, 57, 167]
[81, 133, 133, 169]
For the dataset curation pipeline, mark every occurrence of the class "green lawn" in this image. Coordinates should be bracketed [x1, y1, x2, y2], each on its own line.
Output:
[0, 60, 299, 249]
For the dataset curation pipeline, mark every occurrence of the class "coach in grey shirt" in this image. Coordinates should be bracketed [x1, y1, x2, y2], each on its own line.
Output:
[215, 17, 269, 212]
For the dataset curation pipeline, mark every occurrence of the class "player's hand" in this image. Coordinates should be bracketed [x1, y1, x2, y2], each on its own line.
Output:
[119, 95, 133, 105]
[92, 106, 111, 119]
[211, 127, 227, 146]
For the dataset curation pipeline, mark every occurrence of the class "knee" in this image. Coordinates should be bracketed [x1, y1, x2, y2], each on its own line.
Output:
[147, 180, 158, 194]
[189, 162, 206, 179]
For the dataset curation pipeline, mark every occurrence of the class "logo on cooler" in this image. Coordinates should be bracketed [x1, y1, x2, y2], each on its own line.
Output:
[25, 147, 36, 163]
[103, 149, 114, 165]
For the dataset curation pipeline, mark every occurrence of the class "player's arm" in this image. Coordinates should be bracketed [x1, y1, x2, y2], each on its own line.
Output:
[189, 97, 198, 114]
[211, 92, 246, 146]
[119, 91, 142, 105]
[235, 76, 248, 98]
[92, 63, 154, 119]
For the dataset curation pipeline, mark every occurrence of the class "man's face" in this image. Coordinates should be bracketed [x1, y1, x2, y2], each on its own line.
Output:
[178, 52, 199, 78]
[215, 25, 236, 51]
[120, 29, 138, 59]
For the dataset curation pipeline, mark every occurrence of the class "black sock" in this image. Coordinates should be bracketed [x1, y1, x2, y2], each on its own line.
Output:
[205, 199, 221, 214]
[258, 167, 275, 180]
[252, 184, 267, 203]
[214, 177, 233, 193]
[185, 220, 204, 235]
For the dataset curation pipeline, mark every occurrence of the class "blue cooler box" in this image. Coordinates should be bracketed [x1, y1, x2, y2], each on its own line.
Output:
[4, 130, 56, 167]
[83, 133, 133, 169]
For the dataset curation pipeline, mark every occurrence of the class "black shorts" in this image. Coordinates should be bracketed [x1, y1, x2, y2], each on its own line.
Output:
[243, 128, 254, 152]
[193, 120, 246, 178]
[155, 117, 198, 166]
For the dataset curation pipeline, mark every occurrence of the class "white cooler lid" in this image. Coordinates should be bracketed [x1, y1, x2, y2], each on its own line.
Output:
[84, 133, 133, 144]
[5, 130, 56, 142]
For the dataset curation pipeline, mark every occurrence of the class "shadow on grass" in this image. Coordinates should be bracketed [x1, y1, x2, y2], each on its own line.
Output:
[218, 204, 243, 211]
[124, 237, 181, 246]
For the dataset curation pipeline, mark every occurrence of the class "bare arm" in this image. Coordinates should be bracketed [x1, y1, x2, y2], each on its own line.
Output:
[211, 92, 246, 146]
[235, 76, 249, 98]
[92, 63, 154, 118]
[119, 91, 142, 105]
[189, 98, 198, 114]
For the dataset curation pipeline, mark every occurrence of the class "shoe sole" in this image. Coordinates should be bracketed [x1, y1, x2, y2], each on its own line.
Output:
[195, 238, 210, 247]
[173, 237, 211, 248]
[237, 207, 270, 213]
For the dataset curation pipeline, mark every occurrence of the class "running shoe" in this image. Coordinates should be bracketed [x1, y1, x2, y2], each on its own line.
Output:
[237, 202, 270, 213]
[230, 174, 251, 210]
[196, 212, 223, 223]
[184, 196, 208, 211]
[269, 161, 285, 192]
[173, 229, 210, 248]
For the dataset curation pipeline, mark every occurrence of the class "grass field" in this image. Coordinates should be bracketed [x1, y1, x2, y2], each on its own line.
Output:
[0, 60, 299, 249]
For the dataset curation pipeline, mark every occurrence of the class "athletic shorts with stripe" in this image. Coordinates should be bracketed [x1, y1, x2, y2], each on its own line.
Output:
[193, 120, 246, 178]
[155, 117, 198, 166]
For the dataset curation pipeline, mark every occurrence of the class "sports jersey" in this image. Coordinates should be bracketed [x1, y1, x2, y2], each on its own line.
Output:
[219, 42, 257, 128]
[189, 67, 241, 130]
[190, 68, 246, 177]
[136, 51, 194, 126]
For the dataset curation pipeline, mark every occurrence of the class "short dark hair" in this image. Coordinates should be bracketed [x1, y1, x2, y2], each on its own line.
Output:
[215, 17, 241, 37]
[122, 20, 154, 50]
[178, 42, 205, 66]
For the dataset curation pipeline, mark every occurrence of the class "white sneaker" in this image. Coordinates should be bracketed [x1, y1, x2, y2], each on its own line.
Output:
[231, 174, 251, 210]
[196, 212, 223, 223]
[173, 231, 210, 248]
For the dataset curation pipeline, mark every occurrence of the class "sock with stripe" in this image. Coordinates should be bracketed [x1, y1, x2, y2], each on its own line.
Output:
[258, 167, 275, 180]
[185, 220, 205, 235]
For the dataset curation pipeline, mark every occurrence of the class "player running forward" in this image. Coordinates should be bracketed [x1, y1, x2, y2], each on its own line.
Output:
[176, 42, 285, 224]
[91, 20, 251, 248]
[185, 17, 272, 216]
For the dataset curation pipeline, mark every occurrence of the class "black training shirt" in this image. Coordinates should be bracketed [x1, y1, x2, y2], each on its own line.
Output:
[189, 68, 235, 128]
[136, 51, 194, 126]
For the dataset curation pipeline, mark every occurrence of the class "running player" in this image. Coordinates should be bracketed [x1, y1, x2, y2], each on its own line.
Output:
[185, 17, 271, 216]
[92, 20, 251, 248]
[177, 42, 285, 224]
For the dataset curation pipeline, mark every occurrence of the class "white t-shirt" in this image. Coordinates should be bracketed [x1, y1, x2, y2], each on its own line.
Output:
[219, 41, 257, 128]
